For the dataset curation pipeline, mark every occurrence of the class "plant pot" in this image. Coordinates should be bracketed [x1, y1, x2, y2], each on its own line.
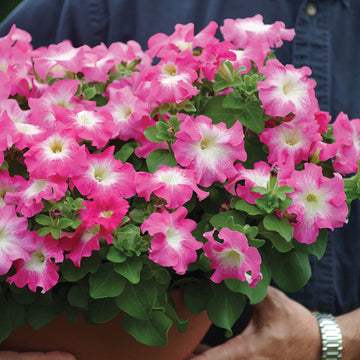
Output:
[1, 290, 212, 360]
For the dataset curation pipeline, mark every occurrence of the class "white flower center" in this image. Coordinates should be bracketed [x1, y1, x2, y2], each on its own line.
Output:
[25, 249, 46, 271]
[76, 110, 99, 127]
[218, 249, 243, 268]
[92, 163, 116, 185]
[100, 210, 114, 218]
[166, 227, 182, 249]
[15, 123, 43, 135]
[156, 169, 187, 185]
[173, 40, 193, 51]
[114, 105, 133, 120]
[24, 179, 47, 198]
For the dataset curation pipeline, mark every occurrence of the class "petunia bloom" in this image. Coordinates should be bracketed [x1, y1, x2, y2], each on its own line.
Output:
[203, 227, 262, 287]
[286, 163, 348, 244]
[7, 234, 63, 294]
[0, 205, 34, 276]
[258, 59, 318, 118]
[173, 115, 246, 187]
[141, 207, 202, 275]
[136, 165, 209, 209]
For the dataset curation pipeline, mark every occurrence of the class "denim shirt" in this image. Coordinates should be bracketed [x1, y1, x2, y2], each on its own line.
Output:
[1, 0, 359, 323]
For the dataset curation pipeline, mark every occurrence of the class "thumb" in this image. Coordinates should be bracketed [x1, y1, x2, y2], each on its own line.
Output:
[190, 334, 250, 360]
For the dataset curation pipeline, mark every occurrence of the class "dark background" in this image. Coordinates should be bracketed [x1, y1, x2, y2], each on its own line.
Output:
[0, 0, 22, 23]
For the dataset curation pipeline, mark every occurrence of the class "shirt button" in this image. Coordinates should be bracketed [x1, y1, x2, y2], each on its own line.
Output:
[306, 3, 317, 16]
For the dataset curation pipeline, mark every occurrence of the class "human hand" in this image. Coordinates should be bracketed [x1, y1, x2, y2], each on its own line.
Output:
[0, 351, 76, 360]
[189, 286, 322, 360]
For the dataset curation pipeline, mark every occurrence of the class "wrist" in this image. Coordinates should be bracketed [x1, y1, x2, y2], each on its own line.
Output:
[312, 312, 343, 360]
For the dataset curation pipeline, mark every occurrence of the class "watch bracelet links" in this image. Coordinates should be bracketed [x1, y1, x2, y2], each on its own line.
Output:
[312, 312, 343, 360]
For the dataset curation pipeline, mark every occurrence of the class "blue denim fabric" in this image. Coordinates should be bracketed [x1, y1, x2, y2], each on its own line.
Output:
[1, 0, 359, 332]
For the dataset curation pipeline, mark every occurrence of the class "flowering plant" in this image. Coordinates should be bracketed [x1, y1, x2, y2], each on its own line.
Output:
[1, 15, 360, 347]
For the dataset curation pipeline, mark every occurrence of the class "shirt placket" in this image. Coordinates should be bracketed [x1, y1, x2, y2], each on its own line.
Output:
[291, 0, 335, 314]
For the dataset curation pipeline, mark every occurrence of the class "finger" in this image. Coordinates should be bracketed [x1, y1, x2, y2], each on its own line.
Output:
[0, 351, 21, 360]
[20, 352, 76, 360]
[192, 344, 212, 355]
[190, 336, 249, 360]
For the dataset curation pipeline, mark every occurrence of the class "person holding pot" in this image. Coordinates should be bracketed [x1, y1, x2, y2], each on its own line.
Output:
[0, 1, 359, 359]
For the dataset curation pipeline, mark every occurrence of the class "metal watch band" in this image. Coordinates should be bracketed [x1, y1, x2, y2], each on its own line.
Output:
[312, 312, 343, 360]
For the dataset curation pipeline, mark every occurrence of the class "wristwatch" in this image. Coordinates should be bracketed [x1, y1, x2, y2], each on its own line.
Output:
[312, 312, 343, 360]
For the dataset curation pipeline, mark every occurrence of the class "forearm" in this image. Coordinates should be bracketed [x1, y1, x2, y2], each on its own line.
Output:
[336, 308, 360, 360]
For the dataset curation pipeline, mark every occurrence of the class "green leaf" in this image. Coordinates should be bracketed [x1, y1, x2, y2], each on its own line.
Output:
[50, 227, 61, 239]
[255, 195, 279, 214]
[0, 298, 11, 343]
[67, 285, 89, 308]
[115, 281, 157, 320]
[146, 149, 177, 173]
[200, 95, 239, 128]
[89, 263, 126, 299]
[143, 126, 164, 143]
[27, 304, 63, 330]
[0, 160, 8, 170]
[60, 255, 101, 282]
[35, 214, 52, 226]
[38, 226, 51, 237]
[237, 100, 265, 134]
[207, 284, 245, 336]
[266, 247, 312, 293]
[231, 197, 265, 215]
[293, 229, 328, 260]
[106, 247, 127, 263]
[113, 256, 143, 284]
[10, 285, 36, 305]
[225, 262, 271, 304]
[164, 303, 189, 333]
[87, 298, 120, 324]
[83, 87, 96, 100]
[210, 210, 246, 230]
[114, 142, 140, 163]
[58, 218, 73, 229]
[263, 214, 294, 242]
[122, 310, 172, 346]
[184, 282, 212, 314]
[222, 91, 245, 109]
[8, 300, 27, 330]
[261, 230, 294, 252]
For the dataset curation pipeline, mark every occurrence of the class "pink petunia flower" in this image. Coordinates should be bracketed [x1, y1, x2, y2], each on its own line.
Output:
[0, 72, 11, 100]
[258, 59, 318, 117]
[60, 224, 112, 267]
[79, 196, 129, 233]
[203, 227, 262, 287]
[0, 170, 27, 207]
[102, 84, 151, 141]
[220, 15, 295, 51]
[5, 176, 68, 217]
[173, 115, 246, 187]
[141, 207, 202, 275]
[24, 131, 88, 179]
[199, 41, 237, 81]
[70, 146, 136, 199]
[332, 112, 360, 175]
[135, 50, 199, 104]
[0, 205, 34, 275]
[54, 105, 115, 148]
[136, 165, 209, 209]
[7, 234, 63, 294]
[147, 21, 219, 58]
[32, 40, 84, 80]
[259, 116, 322, 166]
[225, 161, 272, 204]
[286, 163, 348, 244]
